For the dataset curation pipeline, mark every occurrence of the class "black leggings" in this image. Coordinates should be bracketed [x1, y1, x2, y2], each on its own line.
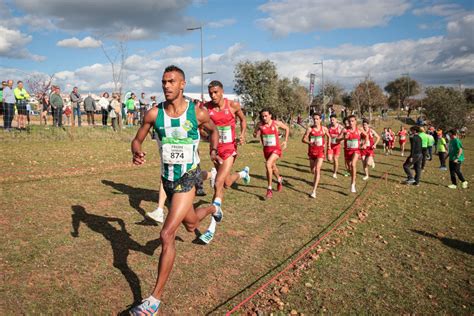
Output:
[101, 109, 108, 126]
[449, 161, 465, 185]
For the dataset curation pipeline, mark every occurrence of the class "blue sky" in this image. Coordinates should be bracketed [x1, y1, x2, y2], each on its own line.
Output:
[0, 0, 473, 98]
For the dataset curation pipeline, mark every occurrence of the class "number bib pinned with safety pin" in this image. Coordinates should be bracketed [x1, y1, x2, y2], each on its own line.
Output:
[217, 125, 232, 144]
[161, 137, 194, 164]
[263, 134, 277, 147]
[346, 139, 359, 149]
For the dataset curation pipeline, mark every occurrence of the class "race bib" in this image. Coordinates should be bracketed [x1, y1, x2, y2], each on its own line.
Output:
[217, 125, 232, 144]
[310, 136, 323, 146]
[263, 134, 276, 147]
[400, 135, 406, 140]
[331, 137, 338, 144]
[365, 138, 371, 146]
[161, 137, 194, 164]
[347, 139, 359, 149]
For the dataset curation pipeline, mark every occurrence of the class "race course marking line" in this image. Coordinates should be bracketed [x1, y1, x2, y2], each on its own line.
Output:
[225, 172, 388, 315]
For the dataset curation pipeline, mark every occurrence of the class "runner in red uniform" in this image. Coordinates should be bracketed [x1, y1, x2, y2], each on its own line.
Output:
[341, 117, 351, 177]
[337, 115, 367, 193]
[302, 112, 331, 198]
[388, 127, 395, 153]
[397, 126, 408, 156]
[253, 108, 290, 199]
[327, 114, 343, 178]
[198, 80, 250, 244]
[360, 119, 380, 181]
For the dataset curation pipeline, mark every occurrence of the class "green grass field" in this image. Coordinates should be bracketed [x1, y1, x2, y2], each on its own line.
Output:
[0, 119, 472, 315]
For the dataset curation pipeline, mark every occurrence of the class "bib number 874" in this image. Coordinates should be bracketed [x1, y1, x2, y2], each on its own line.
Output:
[170, 152, 185, 159]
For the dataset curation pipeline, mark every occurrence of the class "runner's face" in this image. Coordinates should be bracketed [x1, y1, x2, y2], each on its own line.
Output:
[208, 86, 223, 104]
[363, 122, 369, 129]
[331, 117, 337, 125]
[162, 71, 185, 101]
[261, 111, 271, 124]
[313, 115, 321, 125]
[349, 118, 356, 128]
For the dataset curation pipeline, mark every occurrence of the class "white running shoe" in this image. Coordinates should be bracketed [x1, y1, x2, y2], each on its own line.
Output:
[351, 184, 356, 193]
[310, 191, 316, 198]
[462, 181, 468, 189]
[199, 230, 215, 244]
[210, 167, 217, 189]
[332, 173, 337, 179]
[362, 175, 369, 181]
[371, 162, 375, 169]
[146, 207, 164, 223]
[242, 166, 251, 184]
[130, 296, 161, 315]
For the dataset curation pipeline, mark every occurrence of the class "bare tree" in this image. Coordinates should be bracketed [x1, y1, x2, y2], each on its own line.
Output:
[100, 37, 128, 97]
[26, 73, 55, 110]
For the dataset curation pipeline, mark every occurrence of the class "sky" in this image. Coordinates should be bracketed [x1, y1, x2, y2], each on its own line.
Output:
[0, 0, 473, 100]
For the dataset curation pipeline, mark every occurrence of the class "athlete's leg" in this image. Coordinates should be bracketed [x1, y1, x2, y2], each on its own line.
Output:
[309, 158, 316, 174]
[265, 153, 280, 188]
[213, 156, 235, 200]
[350, 153, 359, 191]
[333, 154, 340, 175]
[150, 190, 196, 300]
[312, 158, 324, 193]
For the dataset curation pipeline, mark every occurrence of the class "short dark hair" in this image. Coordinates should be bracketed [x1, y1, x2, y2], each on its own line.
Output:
[259, 108, 273, 122]
[208, 80, 223, 89]
[312, 112, 321, 118]
[330, 114, 337, 119]
[17, 80, 23, 84]
[347, 115, 356, 120]
[362, 119, 369, 124]
[410, 126, 420, 133]
[164, 65, 185, 80]
[448, 129, 457, 135]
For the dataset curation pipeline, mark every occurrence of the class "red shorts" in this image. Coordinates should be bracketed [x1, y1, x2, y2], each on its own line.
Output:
[399, 140, 406, 145]
[308, 149, 325, 160]
[344, 149, 360, 162]
[360, 148, 374, 158]
[327, 144, 341, 157]
[218, 145, 237, 161]
[264, 148, 282, 160]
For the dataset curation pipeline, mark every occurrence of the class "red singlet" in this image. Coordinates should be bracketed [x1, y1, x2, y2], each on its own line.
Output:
[308, 126, 325, 159]
[361, 128, 375, 158]
[259, 120, 282, 160]
[344, 128, 361, 161]
[205, 98, 237, 160]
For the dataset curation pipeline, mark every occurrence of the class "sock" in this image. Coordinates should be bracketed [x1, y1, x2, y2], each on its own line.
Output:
[145, 295, 161, 305]
[238, 170, 246, 178]
[278, 176, 283, 183]
[208, 217, 217, 233]
[268, 186, 272, 190]
[153, 207, 163, 214]
[212, 198, 222, 214]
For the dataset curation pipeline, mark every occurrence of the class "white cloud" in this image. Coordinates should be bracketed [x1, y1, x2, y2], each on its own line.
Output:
[257, 0, 411, 36]
[208, 18, 236, 28]
[57, 36, 102, 48]
[412, 4, 464, 17]
[14, 0, 198, 39]
[0, 26, 45, 61]
[152, 45, 192, 58]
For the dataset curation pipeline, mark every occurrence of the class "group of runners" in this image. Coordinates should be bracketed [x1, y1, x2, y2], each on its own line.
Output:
[127, 65, 448, 315]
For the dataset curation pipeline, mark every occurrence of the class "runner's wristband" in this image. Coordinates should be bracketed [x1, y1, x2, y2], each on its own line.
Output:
[210, 148, 218, 154]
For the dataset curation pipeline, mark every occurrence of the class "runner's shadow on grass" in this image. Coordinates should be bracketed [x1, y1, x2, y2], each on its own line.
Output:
[207, 183, 369, 315]
[411, 230, 474, 256]
[230, 183, 266, 201]
[70, 205, 164, 307]
[101, 180, 159, 226]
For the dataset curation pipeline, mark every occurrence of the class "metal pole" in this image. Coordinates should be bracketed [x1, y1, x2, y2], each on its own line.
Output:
[321, 60, 325, 118]
[200, 27, 204, 102]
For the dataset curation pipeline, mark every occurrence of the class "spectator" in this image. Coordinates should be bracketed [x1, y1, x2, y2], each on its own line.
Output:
[427, 132, 435, 161]
[0, 81, 4, 116]
[3, 80, 15, 131]
[63, 101, 72, 126]
[50, 86, 64, 127]
[403, 126, 423, 186]
[110, 93, 121, 131]
[83, 93, 96, 126]
[418, 127, 429, 170]
[126, 93, 136, 127]
[139, 92, 148, 124]
[40, 93, 49, 126]
[98, 92, 110, 127]
[447, 129, 468, 189]
[436, 130, 448, 170]
[13, 80, 30, 130]
[70, 87, 82, 127]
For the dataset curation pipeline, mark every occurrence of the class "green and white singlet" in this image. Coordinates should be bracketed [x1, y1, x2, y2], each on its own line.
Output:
[154, 100, 200, 181]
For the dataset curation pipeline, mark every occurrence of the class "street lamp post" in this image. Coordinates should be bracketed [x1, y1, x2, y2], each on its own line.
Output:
[313, 61, 324, 116]
[187, 26, 204, 101]
[202, 71, 216, 101]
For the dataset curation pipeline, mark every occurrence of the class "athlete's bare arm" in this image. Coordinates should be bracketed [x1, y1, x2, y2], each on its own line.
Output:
[196, 105, 223, 165]
[131, 107, 158, 165]
[231, 101, 247, 145]
[253, 121, 261, 138]
[276, 120, 290, 149]
[302, 127, 312, 144]
[372, 129, 381, 148]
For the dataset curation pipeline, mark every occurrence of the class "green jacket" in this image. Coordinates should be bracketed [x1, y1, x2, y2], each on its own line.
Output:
[419, 132, 429, 148]
[50, 93, 64, 108]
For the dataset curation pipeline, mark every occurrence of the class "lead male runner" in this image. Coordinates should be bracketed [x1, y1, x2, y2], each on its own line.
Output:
[130, 65, 222, 315]
[199, 80, 250, 244]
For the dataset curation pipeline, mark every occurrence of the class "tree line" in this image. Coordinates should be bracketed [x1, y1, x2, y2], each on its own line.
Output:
[233, 60, 473, 129]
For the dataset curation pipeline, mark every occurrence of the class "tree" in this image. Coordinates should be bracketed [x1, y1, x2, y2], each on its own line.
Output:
[101, 37, 128, 96]
[26, 73, 55, 110]
[275, 77, 308, 122]
[464, 88, 474, 105]
[424, 86, 470, 130]
[314, 81, 344, 105]
[234, 60, 278, 118]
[351, 77, 386, 121]
[384, 76, 421, 110]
